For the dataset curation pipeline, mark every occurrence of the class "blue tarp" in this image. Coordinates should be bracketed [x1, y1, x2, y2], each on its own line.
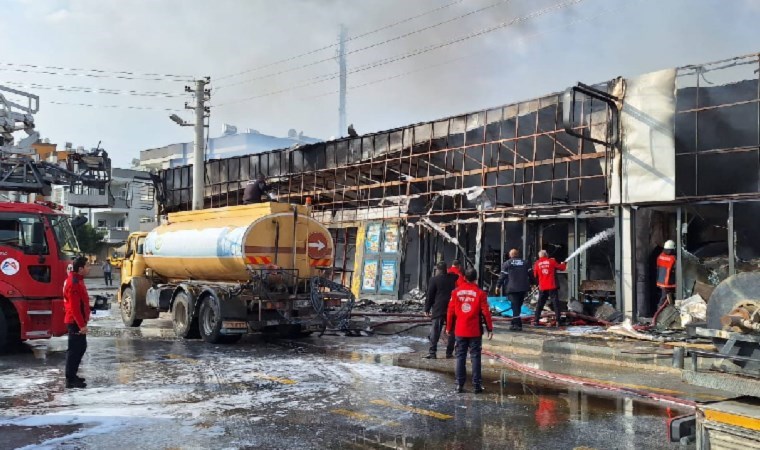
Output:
[487, 296, 534, 317]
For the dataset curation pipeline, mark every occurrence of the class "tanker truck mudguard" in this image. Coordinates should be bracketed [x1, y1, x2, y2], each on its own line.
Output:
[117, 203, 355, 344]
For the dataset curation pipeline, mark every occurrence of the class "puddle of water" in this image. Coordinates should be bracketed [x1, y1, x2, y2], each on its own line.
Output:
[0, 423, 83, 449]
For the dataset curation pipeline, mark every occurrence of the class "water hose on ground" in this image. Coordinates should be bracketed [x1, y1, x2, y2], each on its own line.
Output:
[482, 349, 696, 409]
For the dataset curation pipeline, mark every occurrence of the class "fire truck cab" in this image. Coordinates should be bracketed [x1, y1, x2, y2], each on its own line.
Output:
[0, 202, 80, 351]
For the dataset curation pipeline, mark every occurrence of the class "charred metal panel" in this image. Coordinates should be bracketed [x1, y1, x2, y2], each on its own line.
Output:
[675, 54, 760, 199]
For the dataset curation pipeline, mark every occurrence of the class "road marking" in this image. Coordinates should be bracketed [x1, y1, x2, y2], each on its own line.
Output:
[251, 373, 297, 385]
[165, 354, 200, 365]
[370, 399, 452, 420]
[331, 409, 399, 426]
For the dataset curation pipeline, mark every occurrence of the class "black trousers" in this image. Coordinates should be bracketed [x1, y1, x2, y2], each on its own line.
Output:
[104, 272, 112, 286]
[507, 291, 527, 327]
[659, 288, 675, 306]
[535, 289, 560, 326]
[65, 324, 87, 380]
[455, 337, 483, 388]
[428, 317, 455, 356]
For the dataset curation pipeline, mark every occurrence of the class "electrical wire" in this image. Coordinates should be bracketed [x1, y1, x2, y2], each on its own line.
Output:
[215, 0, 466, 81]
[46, 100, 182, 112]
[216, 0, 513, 90]
[0, 63, 193, 82]
[214, 0, 585, 107]
[0, 80, 182, 98]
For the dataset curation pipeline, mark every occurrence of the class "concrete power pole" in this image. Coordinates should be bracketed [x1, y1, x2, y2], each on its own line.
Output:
[192, 79, 207, 210]
[189, 78, 210, 210]
[170, 78, 210, 210]
[337, 24, 347, 138]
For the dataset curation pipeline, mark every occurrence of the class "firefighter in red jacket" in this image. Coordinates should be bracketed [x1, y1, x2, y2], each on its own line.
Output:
[656, 240, 677, 306]
[64, 256, 91, 389]
[446, 268, 493, 394]
[533, 250, 567, 327]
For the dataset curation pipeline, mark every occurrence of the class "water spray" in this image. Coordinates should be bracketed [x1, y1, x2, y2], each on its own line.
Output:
[564, 227, 615, 263]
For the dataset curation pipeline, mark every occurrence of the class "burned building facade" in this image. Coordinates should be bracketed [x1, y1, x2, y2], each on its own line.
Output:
[158, 52, 760, 321]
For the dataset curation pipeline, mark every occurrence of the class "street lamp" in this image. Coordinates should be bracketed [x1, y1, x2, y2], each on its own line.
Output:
[169, 114, 191, 127]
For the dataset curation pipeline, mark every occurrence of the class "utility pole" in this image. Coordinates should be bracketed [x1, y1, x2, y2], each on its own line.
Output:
[337, 24, 347, 138]
[171, 77, 210, 211]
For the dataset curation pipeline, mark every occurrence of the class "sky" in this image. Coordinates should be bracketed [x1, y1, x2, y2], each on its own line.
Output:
[3, 0, 760, 168]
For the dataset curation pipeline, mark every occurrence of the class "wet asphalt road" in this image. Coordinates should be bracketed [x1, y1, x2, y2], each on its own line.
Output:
[0, 330, 690, 450]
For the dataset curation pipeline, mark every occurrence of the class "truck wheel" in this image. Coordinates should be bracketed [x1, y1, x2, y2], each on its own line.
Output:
[0, 308, 10, 352]
[120, 287, 143, 327]
[199, 295, 224, 344]
[0, 301, 21, 353]
[173, 291, 199, 339]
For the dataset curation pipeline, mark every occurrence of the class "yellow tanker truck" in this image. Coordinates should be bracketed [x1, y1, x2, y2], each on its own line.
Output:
[117, 202, 353, 344]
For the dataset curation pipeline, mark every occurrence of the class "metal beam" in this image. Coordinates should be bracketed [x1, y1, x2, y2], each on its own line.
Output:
[728, 201, 735, 276]
[676, 207, 684, 300]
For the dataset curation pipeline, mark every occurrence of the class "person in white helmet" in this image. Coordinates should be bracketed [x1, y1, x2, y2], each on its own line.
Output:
[656, 240, 677, 305]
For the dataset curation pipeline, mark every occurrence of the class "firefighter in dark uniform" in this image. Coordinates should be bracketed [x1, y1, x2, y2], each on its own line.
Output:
[243, 173, 272, 204]
[656, 240, 677, 305]
[423, 261, 459, 359]
[496, 248, 532, 331]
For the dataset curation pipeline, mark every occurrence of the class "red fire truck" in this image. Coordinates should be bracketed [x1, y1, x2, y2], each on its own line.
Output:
[0, 201, 84, 350]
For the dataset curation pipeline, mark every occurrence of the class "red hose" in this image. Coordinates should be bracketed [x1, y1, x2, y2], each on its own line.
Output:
[564, 311, 614, 327]
[353, 313, 426, 318]
[482, 350, 696, 408]
[648, 300, 670, 331]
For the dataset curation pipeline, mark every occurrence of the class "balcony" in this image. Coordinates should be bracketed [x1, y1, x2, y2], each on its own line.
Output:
[97, 227, 129, 243]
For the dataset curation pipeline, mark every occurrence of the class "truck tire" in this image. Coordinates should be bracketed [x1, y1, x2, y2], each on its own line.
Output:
[173, 291, 199, 339]
[0, 308, 9, 352]
[199, 295, 242, 344]
[198, 295, 222, 344]
[0, 301, 21, 353]
[120, 287, 143, 327]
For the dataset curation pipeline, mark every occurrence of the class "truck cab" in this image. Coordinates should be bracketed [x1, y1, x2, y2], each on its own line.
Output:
[0, 202, 80, 350]
[117, 231, 152, 327]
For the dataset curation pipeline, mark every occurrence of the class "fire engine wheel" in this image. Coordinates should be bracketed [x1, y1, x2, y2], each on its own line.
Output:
[0, 301, 21, 353]
[198, 295, 241, 344]
[120, 287, 143, 327]
[173, 292, 200, 339]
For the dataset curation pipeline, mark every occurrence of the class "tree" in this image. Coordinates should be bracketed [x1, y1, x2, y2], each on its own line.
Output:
[75, 224, 106, 254]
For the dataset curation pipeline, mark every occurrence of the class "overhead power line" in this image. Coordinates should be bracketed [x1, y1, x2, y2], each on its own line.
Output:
[0, 62, 193, 82]
[214, 0, 584, 108]
[216, 0, 511, 90]
[1, 80, 182, 98]
[46, 100, 182, 112]
[215, 0, 466, 81]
